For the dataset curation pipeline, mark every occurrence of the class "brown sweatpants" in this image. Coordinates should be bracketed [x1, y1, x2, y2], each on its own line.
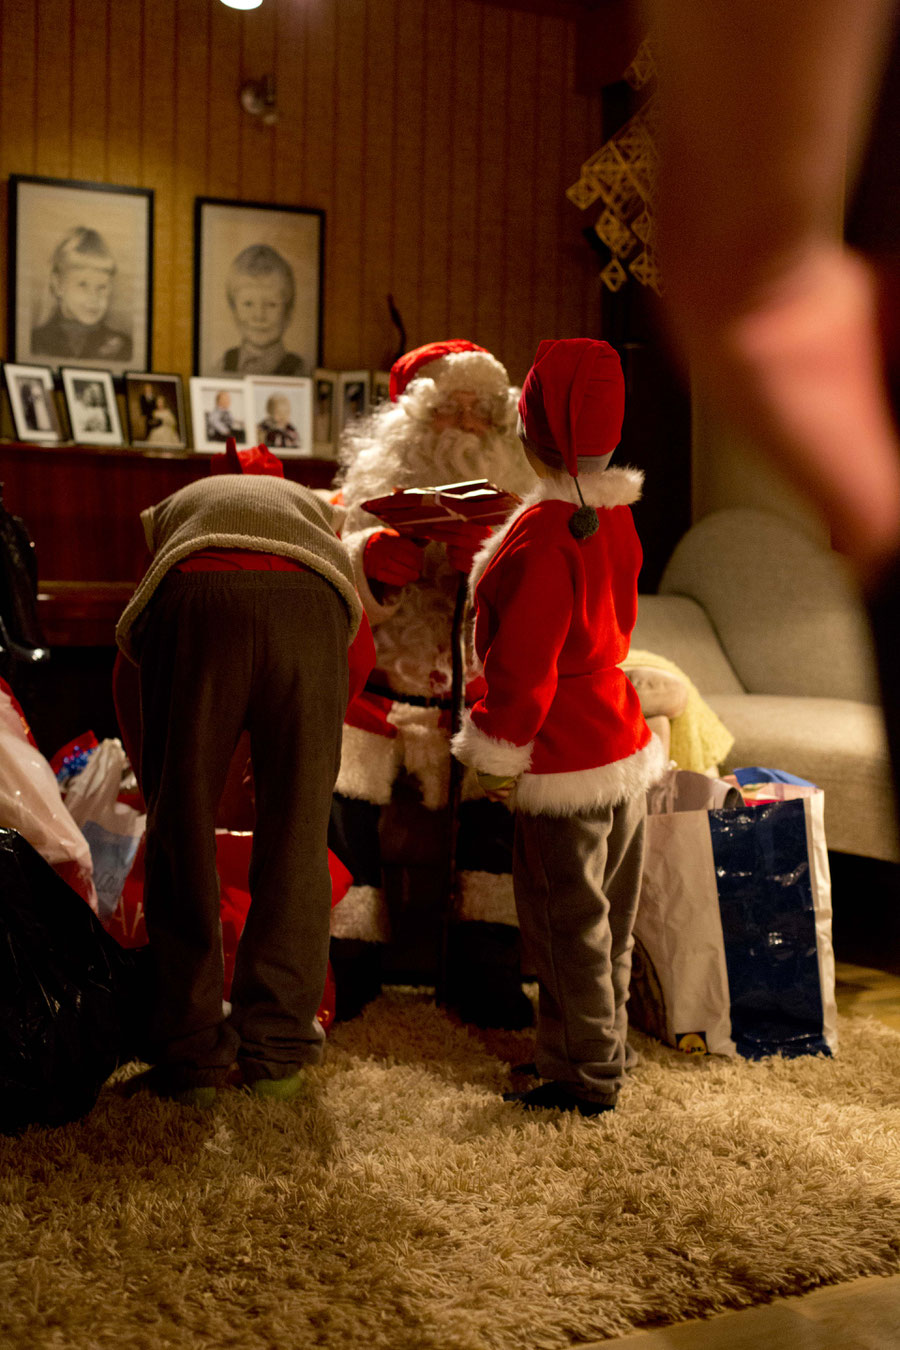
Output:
[513, 791, 646, 1104]
[137, 569, 349, 1085]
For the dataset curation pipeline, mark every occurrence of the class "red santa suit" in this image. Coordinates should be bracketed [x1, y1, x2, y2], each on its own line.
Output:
[455, 466, 663, 814]
[452, 338, 665, 1115]
[328, 340, 539, 1027]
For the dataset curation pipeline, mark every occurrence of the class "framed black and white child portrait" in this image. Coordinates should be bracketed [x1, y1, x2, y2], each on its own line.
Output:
[8, 175, 153, 378]
[2, 362, 64, 444]
[194, 198, 324, 380]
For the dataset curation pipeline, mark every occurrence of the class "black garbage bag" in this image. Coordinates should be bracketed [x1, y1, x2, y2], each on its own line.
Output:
[0, 483, 50, 671]
[0, 827, 153, 1134]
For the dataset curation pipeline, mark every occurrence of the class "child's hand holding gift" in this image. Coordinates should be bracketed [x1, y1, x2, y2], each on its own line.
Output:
[476, 770, 516, 802]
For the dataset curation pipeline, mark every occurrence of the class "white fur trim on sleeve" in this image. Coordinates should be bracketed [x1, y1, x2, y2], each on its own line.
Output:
[450, 710, 533, 777]
[343, 526, 403, 626]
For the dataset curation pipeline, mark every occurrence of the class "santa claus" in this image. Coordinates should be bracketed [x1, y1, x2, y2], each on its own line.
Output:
[328, 340, 538, 1025]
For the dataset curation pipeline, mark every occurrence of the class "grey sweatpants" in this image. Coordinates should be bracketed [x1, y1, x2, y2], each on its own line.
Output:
[138, 569, 348, 1084]
[512, 791, 646, 1104]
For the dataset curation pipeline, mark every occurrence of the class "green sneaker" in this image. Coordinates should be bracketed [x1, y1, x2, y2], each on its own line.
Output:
[248, 1071, 306, 1102]
[120, 1067, 219, 1109]
[173, 1084, 219, 1110]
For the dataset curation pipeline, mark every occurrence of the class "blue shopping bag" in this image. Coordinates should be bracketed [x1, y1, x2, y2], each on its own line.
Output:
[630, 771, 837, 1058]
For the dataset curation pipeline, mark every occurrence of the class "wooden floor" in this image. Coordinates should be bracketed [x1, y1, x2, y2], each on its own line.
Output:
[833, 960, 900, 1032]
[602, 1274, 900, 1349]
[594, 961, 900, 1349]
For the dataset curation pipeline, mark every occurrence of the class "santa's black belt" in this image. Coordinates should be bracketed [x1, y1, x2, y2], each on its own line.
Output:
[364, 681, 468, 711]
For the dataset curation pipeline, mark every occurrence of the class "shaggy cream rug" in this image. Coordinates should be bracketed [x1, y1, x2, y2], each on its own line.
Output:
[2, 990, 900, 1349]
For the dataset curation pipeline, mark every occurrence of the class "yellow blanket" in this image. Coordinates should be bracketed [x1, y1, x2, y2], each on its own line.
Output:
[625, 648, 735, 773]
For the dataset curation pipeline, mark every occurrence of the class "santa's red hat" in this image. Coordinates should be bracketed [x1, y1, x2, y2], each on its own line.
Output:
[389, 340, 493, 402]
[209, 436, 285, 478]
[517, 339, 624, 478]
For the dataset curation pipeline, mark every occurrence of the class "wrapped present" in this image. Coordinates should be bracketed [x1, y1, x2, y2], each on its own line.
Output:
[361, 479, 521, 539]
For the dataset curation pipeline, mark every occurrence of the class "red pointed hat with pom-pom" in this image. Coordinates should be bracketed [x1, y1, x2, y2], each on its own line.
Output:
[208, 436, 285, 478]
[517, 338, 624, 477]
[389, 340, 490, 402]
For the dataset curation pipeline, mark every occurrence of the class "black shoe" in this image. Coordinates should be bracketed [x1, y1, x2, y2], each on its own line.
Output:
[330, 937, 383, 1022]
[446, 922, 535, 1030]
[502, 1081, 616, 1116]
[452, 985, 535, 1030]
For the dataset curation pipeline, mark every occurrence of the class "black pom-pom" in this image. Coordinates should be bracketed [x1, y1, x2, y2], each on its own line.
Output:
[568, 505, 599, 540]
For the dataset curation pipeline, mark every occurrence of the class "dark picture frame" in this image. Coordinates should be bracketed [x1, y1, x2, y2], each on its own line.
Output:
[60, 365, 125, 446]
[2, 361, 64, 444]
[124, 371, 188, 450]
[8, 174, 153, 378]
[194, 197, 324, 379]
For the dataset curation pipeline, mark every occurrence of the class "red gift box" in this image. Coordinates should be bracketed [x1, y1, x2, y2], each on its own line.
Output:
[361, 478, 521, 538]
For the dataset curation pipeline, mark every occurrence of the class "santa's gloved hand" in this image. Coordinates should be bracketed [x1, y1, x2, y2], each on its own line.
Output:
[427, 520, 493, 573]
[363, 529, 426, 587]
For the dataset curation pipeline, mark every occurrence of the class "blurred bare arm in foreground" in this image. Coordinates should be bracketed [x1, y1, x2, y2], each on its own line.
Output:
[650, 0, 900, 585]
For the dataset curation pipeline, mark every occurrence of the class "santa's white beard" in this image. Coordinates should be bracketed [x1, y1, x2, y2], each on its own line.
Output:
[339, 411, 537, 507]
[341, 411, 537, 696]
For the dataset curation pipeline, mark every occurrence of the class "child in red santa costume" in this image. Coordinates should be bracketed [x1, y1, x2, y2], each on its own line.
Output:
[330, 339, 539, 1027]
[452, 338, 666, 1114]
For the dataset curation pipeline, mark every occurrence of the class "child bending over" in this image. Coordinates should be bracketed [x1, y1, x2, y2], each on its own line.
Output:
[116, 441, 373, 1106]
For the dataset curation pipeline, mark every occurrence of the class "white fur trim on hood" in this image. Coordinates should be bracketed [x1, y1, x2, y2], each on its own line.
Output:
[515, 732, 666, 816]
[450, 711, 534, 778]
[468, 466, 644, 598]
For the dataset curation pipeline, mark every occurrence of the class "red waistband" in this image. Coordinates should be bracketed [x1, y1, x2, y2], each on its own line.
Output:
[174, 549, 306, 572]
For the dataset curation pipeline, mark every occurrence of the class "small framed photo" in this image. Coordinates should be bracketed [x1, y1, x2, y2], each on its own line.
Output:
[2, 362, 64, 443]
[313, 368, 338, 457]
[194, 197, 324, 378]
[124, 372, 187, 449]
[246, 376, 314, 458]
[337, 370, 370, 443]
[8, 174, 153, 377]
[189, 376, 249, 452]
[370, 371, 391, 408]
[60, 367, 125, 446]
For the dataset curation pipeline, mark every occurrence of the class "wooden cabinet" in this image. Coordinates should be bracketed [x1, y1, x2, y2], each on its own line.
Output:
[0, 441, 338, 646]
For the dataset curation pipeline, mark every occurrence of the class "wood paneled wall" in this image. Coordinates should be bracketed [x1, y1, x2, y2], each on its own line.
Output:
[0, 0, 606, 385]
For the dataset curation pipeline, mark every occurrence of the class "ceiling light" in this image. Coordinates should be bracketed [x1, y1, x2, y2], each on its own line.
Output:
[220, 0, 262, 10]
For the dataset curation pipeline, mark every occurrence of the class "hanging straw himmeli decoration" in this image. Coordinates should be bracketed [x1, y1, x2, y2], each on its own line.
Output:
[566, 37, 662, 295]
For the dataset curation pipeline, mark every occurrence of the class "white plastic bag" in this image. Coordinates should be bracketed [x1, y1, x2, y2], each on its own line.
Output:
[0, 680, 98, 911]
[63, 738, 146, 921]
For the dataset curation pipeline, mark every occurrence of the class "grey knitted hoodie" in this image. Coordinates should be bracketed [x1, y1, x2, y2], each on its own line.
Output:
[115, 475, 361, 662]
